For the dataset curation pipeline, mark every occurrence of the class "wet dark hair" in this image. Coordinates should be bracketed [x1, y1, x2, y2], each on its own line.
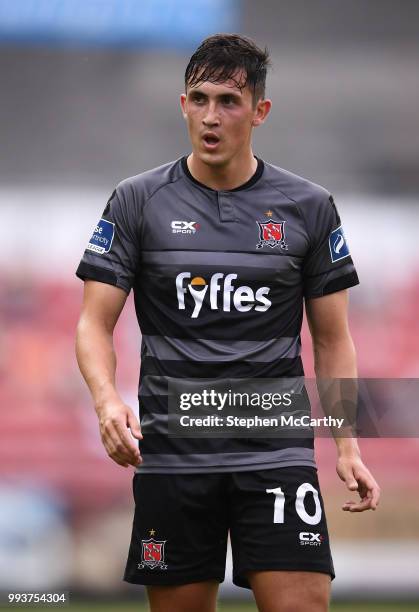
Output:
[185, 33, 270, 105]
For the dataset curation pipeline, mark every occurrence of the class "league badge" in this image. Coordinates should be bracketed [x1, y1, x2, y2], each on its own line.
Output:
[256, 220, 288, 250]
[329, 225, 350, 263]
[86, 218, 115, 255]
[138, 538, 168, 570]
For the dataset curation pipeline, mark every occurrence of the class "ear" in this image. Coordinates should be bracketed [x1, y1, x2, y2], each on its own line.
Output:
[180, 93, 187, 119]
[252, 98, 272, 127]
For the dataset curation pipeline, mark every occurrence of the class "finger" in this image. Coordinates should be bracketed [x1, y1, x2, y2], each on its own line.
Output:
[127, 411, 143, 440]
[102, 422, 128, 453]
[102, 439, 129, 467]
[114, 421, 141, 458]
[100, 417, 142, 467]
[357, 482, 368, 498]
[356, 477, 380, 510]
[109, 444, 137, 467]
[102, 423, 138, 465]
[111, 442, 140, 467]
[342, 470, 358, 491]
[347, 481, 359, 491]
[113, 457, 129, 468]
[369, 484, 381, 510]
[337, 463, 359, 490]
[353, 467, 374, 491]
[342, 498, 374, 512]
[103, 417, 139, 460]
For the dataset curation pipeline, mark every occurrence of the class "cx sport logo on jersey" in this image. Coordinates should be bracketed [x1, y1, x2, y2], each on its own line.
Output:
[171, 220, 200, 234]
[176, 273, 272, 318]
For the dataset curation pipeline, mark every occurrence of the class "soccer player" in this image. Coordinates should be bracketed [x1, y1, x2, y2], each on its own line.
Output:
[76, 34, 380, 612]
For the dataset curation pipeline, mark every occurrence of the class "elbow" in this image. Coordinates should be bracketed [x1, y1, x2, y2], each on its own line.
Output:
[75, 314, 88, 346]
[313, 333, 356, 356]
[75, 314, 106, 353]
[76, 311, 113, 341]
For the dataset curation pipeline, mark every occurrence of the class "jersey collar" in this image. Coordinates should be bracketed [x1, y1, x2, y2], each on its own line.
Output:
[181, 156, 264, 192]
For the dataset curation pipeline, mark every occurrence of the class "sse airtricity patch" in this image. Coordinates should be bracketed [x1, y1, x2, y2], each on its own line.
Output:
[86, 218, 115, 255]
[329, 226, 350, 263]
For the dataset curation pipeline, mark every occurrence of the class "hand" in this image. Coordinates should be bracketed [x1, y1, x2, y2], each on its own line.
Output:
[97, 398, 143, 468]
[336, 454, 380, 512]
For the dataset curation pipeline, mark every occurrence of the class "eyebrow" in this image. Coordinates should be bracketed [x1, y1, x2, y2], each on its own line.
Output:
[188, 89, 242, 100]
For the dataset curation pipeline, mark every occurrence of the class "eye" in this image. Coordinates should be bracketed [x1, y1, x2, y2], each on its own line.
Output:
[191, 93, 205, 104]
[223, 94, 241, 106]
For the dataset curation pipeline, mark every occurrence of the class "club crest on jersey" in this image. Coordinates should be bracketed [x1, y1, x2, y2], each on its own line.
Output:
[256, 220, 288, 250]
[138, 538, 167, 570]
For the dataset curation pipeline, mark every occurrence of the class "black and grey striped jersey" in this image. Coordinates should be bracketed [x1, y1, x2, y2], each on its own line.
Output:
[76, 156, 359, 473]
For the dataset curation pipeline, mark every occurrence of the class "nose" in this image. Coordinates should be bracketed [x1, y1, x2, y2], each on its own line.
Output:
[202, 102, 220, 127]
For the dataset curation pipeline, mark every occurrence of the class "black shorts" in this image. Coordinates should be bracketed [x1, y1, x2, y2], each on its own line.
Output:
[124, 466, 335, 589]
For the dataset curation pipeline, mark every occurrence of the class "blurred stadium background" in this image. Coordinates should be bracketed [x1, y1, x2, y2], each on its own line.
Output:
[0, 1, 418, 610]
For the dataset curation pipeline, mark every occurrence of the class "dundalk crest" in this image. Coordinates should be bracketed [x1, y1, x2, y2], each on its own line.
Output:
[256, 220, 288, 250]
[138, 538, 168, 570]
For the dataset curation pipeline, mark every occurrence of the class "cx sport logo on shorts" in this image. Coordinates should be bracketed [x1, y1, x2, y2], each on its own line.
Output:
[299, 532, 324, 546]
[176, 273, 272, 318]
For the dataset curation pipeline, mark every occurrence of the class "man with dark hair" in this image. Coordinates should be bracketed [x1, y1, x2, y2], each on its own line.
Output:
[184, 33, 270, 104]
[76, 33, 380, 612]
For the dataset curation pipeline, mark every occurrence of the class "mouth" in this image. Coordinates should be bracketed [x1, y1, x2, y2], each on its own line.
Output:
[202, 133, 221, 150]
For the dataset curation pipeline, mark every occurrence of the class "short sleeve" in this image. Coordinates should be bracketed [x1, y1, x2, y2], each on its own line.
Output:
[76, 185, 140, 293]
[303, 195, 359, 299]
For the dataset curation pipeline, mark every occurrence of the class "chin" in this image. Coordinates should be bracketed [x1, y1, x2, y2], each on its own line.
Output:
[196, 149, 230, 168]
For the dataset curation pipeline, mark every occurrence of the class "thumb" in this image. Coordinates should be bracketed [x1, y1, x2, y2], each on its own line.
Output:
[127, 410, 143, 439]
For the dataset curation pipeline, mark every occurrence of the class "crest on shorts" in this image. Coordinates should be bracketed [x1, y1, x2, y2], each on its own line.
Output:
[138, 538, 168, 570]
[256, 220, 288, 250]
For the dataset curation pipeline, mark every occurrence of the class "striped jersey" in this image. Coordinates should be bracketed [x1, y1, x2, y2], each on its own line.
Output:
[76, 156, 359, 473]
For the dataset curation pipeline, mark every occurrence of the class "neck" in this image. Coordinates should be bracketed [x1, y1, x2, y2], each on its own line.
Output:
[187, 150, 257, 191]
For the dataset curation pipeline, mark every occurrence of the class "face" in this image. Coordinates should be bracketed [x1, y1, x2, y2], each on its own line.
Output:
[180, 71, 271, 167]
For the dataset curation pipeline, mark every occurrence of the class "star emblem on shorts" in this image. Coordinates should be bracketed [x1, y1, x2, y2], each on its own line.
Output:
[264, 210, 273, 217]
[149, 528, 156, 536]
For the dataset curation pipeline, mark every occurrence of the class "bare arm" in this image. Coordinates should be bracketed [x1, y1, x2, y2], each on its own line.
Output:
[305, 290, 380, 511]
[76, 280, 142, 468]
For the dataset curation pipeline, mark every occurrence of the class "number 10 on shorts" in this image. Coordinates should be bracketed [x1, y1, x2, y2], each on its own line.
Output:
[266, 483, 322, 525]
